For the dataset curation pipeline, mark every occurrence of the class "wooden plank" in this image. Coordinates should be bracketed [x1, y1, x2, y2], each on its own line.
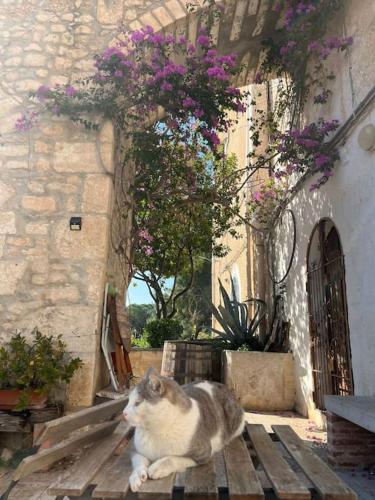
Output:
[184, 460, 218, 499]
[35, 395, 128, 445]
[223, 436, 264, 500]
[48, 422, 131, 497]
[272, 425, 357, 500]
[13, 421, 119, 481]
[214, 451, 227, 489]
[91, 444, 132, 498]
[247, 424, 310, 500]
[137, 473, 175, 500]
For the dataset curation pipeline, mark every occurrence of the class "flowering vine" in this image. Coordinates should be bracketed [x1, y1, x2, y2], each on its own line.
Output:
[248, 0, 353, 227]
[17, 17, 248, 315]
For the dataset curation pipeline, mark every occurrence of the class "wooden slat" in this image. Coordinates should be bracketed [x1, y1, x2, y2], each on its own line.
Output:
[91, 445, 132, 498]
[214, 451, 227, 489]
[223, 436, 264, 500]
[13, 421, 119, 481]
[184, 460, 218, 499]
[272, 425, 357, 500]
[35, 395, 128, 445]
[247, 424, 310, 500]
[137, 473, 175, 500]
[48, 422, 131, 497]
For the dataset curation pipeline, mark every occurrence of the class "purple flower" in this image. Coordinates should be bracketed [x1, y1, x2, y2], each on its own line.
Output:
[15, 111, 38, 132]
[207, 66, 229, 80]
[182, 97, 197, 108]
[65, 85, 77, 96]
[113, 70, 123, 78]
[193, 108, 204, 119]
[197, 35, 210, 47]
[314, 154, 330, 168]
[36, 84, 50, 101]
[161, 81, 173, 92]
[226, 86, 240, 96]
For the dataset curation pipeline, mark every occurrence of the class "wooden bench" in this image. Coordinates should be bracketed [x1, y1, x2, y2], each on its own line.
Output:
[4, 397, 357, 500]
[325, 395, 375, 469]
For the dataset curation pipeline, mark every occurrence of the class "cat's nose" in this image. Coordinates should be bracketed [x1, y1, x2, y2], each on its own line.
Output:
[123, 411, 128, 420]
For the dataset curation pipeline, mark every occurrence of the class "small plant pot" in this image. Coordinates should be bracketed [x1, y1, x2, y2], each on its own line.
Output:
[0, 389, 48, 410]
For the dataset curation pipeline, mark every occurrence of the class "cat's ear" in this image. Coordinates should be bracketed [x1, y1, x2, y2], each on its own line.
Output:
[146, 368, 164, 395]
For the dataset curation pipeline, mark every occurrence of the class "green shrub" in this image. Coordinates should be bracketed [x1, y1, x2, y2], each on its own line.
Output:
[0, 329, 83, 410]
[143, 319, 183, 348]
[131, 335, 150, 348]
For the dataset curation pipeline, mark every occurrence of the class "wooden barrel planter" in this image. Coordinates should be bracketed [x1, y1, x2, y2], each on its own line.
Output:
[161, 340, 220, 384]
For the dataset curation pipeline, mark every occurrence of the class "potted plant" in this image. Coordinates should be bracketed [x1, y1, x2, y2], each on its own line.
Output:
[210, 279, 295, 412]
[0, 329, 83, 411]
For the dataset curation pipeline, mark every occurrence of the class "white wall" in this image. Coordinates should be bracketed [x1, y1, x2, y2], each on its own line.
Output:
[274, 0, 375, 417]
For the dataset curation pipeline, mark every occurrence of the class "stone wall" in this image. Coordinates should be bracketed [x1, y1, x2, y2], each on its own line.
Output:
[0, 0, 165, 407]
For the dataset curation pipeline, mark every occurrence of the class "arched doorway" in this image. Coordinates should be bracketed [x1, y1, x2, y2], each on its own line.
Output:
[307, 219, 354, 410]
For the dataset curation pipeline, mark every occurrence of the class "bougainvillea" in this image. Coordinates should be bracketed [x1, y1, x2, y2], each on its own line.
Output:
[248, 0, 353, 227]
[17, 18, 248, 314]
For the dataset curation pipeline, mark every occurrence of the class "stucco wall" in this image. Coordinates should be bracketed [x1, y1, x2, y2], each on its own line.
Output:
[273, 0, 375, 419]
[222, 351, 295, 411]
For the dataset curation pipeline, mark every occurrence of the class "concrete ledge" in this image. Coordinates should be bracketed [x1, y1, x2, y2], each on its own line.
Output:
[222, 351, 295, 411]
[325, 395, 375, 434]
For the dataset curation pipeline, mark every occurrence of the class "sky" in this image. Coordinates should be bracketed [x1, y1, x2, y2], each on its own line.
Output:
[126, 277, 174, 305]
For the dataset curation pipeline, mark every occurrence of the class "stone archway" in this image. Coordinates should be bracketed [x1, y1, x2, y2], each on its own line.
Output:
[0, 0, 281, 407]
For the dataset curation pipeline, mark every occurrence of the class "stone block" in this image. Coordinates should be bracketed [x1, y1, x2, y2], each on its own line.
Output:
[0, 212, 16, 234]
[82, 174, 112, 214]
[86, 262, 105, 304]
[0, 181, 16, 207]
[0, 261, 27, 295]
[222, 351, 295, 411]
[22, 196, 56, 213]
[99, 121, 114, 173]
[0, 235, 5, 258]
[24, 53, 46, 66]
[1, 143, 29, 157]
[47, 286, 81, 303]
[27, 180, 46, 194]
[54, 142, 101, 173]
[25, 222, 49, 235]
[52, 215, 109, 260]
[97, 0, 124, 24]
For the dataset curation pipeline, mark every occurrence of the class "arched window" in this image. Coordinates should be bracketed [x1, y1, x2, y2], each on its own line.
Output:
[306, 219, 354, 410]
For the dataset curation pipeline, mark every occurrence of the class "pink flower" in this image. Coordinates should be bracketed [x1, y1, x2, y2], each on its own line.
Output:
[144, 246, 154, 256]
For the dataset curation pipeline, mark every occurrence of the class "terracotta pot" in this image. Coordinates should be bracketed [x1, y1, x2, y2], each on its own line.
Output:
[0, 389, 48, 410]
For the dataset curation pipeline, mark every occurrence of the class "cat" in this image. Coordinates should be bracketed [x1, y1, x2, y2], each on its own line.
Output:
[123, 367, 245, 492]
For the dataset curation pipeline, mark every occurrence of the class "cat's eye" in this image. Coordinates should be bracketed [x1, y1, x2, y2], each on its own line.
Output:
[134, 401, 141, 407]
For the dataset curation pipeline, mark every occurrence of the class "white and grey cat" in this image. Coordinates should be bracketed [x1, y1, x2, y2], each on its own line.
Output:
[123, 367, 245, 492]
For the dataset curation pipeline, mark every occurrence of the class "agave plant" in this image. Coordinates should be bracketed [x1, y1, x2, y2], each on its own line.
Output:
[210, 278, 267, 351]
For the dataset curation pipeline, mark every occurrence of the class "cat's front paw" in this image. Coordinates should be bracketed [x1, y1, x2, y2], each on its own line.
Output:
[129, 469, 148, 492]
[148, 458, 172, 480]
